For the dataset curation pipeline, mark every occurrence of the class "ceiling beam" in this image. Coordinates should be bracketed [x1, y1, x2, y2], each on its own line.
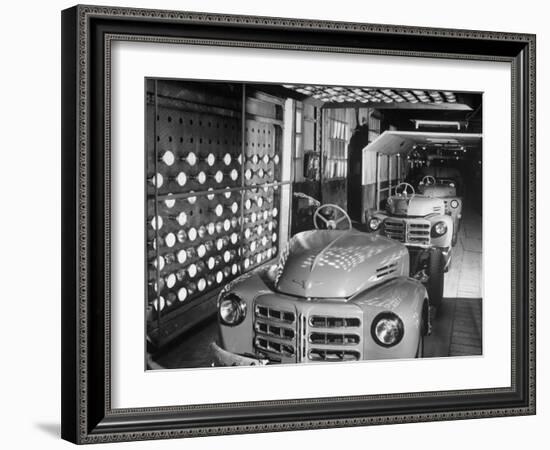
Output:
[321, 102, 473, 111]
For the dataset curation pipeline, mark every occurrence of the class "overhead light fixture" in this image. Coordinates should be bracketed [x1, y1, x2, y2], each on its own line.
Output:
[413, 120, 461, 130]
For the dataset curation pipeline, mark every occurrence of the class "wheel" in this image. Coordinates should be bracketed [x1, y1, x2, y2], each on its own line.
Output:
[415, 301, 429, 358]
[427, 248, 445, 314]
[415, 334, 424, 358]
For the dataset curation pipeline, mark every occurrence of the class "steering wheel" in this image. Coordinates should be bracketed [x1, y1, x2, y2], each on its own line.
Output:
[313, 204, 352, 231]
[395, 182, 416, 197]
[421, 175, 436, 186]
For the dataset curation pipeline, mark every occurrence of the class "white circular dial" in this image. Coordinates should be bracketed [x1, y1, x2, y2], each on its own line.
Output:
[187, 152, 197, 166]
[176, 172, 187, 186]
[165, 233, 176, 247]
[188, 264, 197, 278]
[165, 273, 176, 288]
[177, 212, 187, 226]
[177, 250, 187, 264]
[207, 222, 215, 235]
[177, 288, 187, 302]
[162, 151, 175, 166]
[150, 215, 163, 230]
[198, 278, 206, 291]
[164, 195, 175, 208]
[151, 173, 163, 188]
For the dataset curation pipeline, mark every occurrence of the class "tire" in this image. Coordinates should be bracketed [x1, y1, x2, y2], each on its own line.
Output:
[427, 248, 445, 313]
[415, 335, 424, 358]
[415, 301, 429, 358]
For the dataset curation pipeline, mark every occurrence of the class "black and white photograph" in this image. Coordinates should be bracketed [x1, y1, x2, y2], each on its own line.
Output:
[145, 79, 483, 369]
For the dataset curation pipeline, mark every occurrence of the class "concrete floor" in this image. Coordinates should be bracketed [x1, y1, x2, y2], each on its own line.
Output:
[154, 208, 482, 369]
[424, 207, 483, 358]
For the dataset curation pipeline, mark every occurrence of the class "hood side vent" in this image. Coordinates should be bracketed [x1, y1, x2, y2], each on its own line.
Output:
[375, 262, 398, 279]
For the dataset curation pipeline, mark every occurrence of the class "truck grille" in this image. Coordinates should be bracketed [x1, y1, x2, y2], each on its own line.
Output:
[408, 222, 430, 245]
[255, 305, 295, 323]
[307, 313, 362, 362]
[255, 321, 295, 339]
[383, 218, 430, 246]
[309, 332, 360, 345]
[309, 349, 360, 361]
[254, 304, 296, 359]
[309, 316, 361, 328]
[254, 337, 295, 356]
[254, 300, 363, 363]
[383, 218, 405, 242]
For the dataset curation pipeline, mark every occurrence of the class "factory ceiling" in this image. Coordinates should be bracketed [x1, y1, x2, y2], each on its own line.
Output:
[282, 84, 474, 111]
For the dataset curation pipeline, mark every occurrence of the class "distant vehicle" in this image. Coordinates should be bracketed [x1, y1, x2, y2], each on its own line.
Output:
[417, 175, 463, 246]
[212, 204, 431, 366]
[367, 182, 454, 312]
[419, 165, 464, 196]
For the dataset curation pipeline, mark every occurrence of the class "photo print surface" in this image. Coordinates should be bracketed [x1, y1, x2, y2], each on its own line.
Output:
[145, 79, 483, 370]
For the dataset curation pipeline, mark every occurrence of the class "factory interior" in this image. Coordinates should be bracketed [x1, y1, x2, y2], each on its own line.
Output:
[145, 79, 483, 369]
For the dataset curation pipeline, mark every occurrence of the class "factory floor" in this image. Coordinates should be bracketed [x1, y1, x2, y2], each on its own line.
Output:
[153, 207, 483, 369]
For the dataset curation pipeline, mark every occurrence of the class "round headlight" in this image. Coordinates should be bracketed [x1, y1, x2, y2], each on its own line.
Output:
[431, 221, 448, 237]
[450, 199, 459, 209]
[371, 312, 404, 347]
[368, 217, 381, 231]
[218, 294, 247, 326]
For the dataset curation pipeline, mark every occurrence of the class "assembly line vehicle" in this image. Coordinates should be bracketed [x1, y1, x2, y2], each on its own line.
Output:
[212, 204, 431, 366]
[417, 175, 463, 246]
[366, 182, 453, 311]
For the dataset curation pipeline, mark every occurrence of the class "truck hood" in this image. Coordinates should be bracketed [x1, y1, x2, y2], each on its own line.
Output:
[418, 184, 457, 197]
[387, 195, 445, 217]
[275, 230, 408, 299]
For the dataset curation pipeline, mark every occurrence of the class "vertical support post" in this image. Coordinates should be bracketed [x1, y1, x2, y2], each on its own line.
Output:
[238, 84, 246, 269]
[397, 153, 401, 184]
[375, 152, 381, 210]
[153, 80, 162, 333]
[388, 153, 392, 197]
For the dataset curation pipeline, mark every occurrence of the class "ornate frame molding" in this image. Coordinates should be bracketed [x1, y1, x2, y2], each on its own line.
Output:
[61, 5, 536, 444]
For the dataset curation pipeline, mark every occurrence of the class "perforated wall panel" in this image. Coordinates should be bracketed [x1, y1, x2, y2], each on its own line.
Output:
[146, 81, 284, 334]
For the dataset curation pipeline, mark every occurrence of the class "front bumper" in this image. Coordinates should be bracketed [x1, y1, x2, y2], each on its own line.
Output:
[211, 342, 269, 367]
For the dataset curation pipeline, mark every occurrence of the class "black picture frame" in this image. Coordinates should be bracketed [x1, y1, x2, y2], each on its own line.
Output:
[61, 4, 536, 444]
